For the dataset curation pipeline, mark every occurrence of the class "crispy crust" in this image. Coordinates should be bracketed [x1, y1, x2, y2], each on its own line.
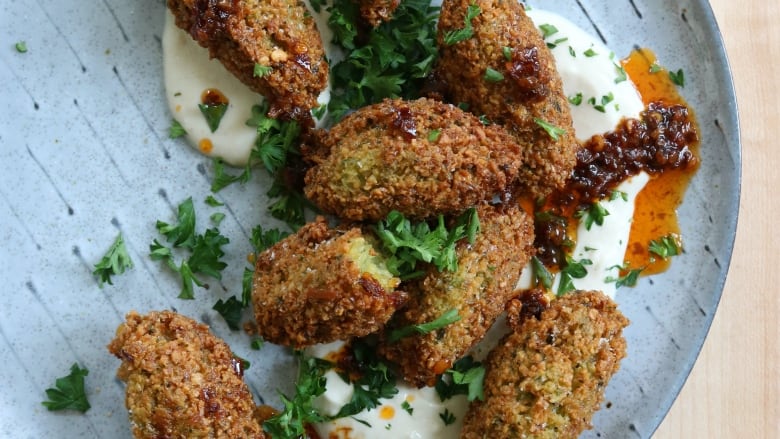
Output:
[436, 0, 577, 197]
[167, 0, 328, 121]
[377, 203, 535, 387]
[252, 217, 406, 348]
[357, 0, 401, 26]
[303, 98, 525, 221]
[107, 311, 265, 439]
[460, 291, 629, 439]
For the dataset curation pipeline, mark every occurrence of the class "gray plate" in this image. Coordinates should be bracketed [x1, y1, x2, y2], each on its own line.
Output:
[0, 0, 739, 437]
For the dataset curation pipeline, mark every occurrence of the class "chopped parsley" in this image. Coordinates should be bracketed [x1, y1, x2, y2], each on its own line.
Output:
[253, 63, 272, 78]
[568, 45, 576, 57]
[212, 296, 244, 330]
[483, 67, 504, 82]
[576, 201, 610, 230]
[41, 363, 90, 413]
[388, 308, 461, 342]
[538, 23, 558, 39]
[649, 234, 681, 259]
[15, 41, 27, 53]
[669, 68, 685, 87]
[204, 195, 224, 207]
[169, 119, 187, 138]
[375, 208, 480, 279]
[210, 212, 225, 226]
[210, 102, 309, 230]
[606, 263, 644, 288]
[332, 340, 399, 419]
[534, 118, 566, 141]
[149, 197, 230, 299]
[614, 63, 628, 83]
[92, 233, 133, 287]
[251, 337, 265, 350]
[401, 400, 414, 415]
[568, 92, 583, 106]
[263, 354, 331, 438]
[443, 3, 481, 46]
[557, 256, 592, 296]
[610, 190, 628, 201]
[427, 129, 441, 142]
[251, 225, 289, 253]
[584, 47, 598, 57]
[435, 356, 485, 401]
[531, 255, 553, 289]
[650, 62, 663, 73]
[198, 102, 228, 133]
[502, 46, 512, 60]
[439, 409, 456, 426]
[327, 0, 440, 122]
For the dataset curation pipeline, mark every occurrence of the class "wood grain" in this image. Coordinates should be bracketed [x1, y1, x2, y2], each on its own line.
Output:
[654, 1, 780, 437]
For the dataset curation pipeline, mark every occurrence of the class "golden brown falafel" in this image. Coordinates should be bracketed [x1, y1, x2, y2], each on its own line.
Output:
[377, 202, 535, 387]
[303, 98, 525, 222]
[107, 311, 266, 439]
[167, 0, 328, 121]
[436, 0, 577, 198]
[460, 290, 629, 439]
[357, 0, 401, 26]
[252, 216, 406, 348]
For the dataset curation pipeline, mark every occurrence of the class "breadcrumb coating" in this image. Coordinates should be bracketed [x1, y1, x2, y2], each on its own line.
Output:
[436, 0, 578, 198]
[357, 0, 401, 26]
[167, 0, 328, 121]
[377, 202, 535, 387]
[460, 290, 629, 439]
[107, 311, 266, 439]
[252, 217, 406, 348]
[304, 98, 525, 221]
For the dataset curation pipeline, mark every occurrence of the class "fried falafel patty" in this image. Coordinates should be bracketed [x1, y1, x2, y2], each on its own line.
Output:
[460, 290, 629, 439]
[377, 203, 534, 387]
[252, 216, 406, 348]
[107, 311, 265, 439]
[167, 0, 328, 120]
[304, 98, 524, 221]
[436, 0, 577, 198]
[357, 0, 401, 26]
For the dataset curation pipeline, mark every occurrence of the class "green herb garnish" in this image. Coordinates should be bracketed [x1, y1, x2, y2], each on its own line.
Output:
[198, 103, 228, 133]
[534, 118, 566, 141]
[41, 363, 90, 412]
[388, 309, 461, 342]
[443, 3, 481, 46]
[93, 233, 133, 287]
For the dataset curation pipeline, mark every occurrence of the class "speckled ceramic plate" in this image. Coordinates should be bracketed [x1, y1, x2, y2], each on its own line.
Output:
[0, 0, 739, 437]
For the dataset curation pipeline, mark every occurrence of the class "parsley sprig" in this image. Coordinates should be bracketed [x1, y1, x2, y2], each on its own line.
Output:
[375, 208, 479, 280]
[149, 197, 230, 299]
[649, 234, 681, 260]
[333, 341, 399, 418]
[92, 233, 133, 287]
[211, 102, 309, 230]
[435, 356, 485, 402]
[41, 363, 91, 412]
[263, 354, 331, 438]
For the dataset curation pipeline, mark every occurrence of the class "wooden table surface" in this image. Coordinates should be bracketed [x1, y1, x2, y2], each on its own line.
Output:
[654, 1, 779, 437]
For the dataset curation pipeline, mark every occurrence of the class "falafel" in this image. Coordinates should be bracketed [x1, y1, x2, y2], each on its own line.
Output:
[107, 311, 265, 439]
[436, 0, 578, 198]
[377, 202, 535, 387]
[460, 290, 629, 439]
[357, 0, 401, 26]
[167, 0, 329, 121]
[303, 98, 525, 221]
[252, 216, 406, 348]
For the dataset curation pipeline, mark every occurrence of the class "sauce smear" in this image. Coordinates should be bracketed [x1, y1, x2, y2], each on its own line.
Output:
[622, 49, 700, 275]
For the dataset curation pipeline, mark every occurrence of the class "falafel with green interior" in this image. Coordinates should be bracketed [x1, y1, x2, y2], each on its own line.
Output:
[377, 202, 535, 387]
[303, 98, 525, 221]
[252, 217, 406, 348]
[460, 290, 629, 439]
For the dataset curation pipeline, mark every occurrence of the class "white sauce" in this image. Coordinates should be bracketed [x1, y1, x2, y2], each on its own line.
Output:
[162, 4, 647, 438]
